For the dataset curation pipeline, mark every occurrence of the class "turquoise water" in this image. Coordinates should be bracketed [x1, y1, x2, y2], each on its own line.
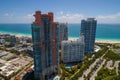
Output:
[66, 64, 73, 69]
[0, 24, 120, 40]
[0, 24, 31, 36]
[53, 78, 58, 80]
[68, 24, 120, 40]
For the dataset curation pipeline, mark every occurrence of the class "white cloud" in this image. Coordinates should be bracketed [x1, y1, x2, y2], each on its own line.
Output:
[96, 13, 120, 23]
[0, 13, 34, 23]
[4, 13, 9, 16]
[55, 13, 84, 23]
[4, 13, 13, 17]
[2, 12, 120, 24]
[18, 14, 34, 23]
[55, 12, 120, 24]
[26, 14, 33, 18]
[24, 14, 34, 19]
[59, 11, 64, 15]
[57, 11, 64, 15]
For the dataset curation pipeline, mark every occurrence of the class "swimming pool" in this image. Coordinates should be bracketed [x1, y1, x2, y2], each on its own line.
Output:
[53, 77, 58, 80]
[65, 64, 73, 69]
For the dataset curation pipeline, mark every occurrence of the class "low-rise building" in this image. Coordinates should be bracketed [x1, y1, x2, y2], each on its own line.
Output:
[10, 35, 16, 46]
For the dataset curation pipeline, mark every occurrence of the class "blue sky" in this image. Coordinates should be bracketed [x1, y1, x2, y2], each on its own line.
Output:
[0, 0, 120, 23]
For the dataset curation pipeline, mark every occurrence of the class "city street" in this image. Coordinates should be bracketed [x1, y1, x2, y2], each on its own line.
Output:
[78, 50, 107, 80]
[114, 61, 120, 75]
[90, 59, 106, 80]
[11, 61, 33, 80]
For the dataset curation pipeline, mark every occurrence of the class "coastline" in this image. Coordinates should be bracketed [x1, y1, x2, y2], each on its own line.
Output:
[0, 32, 31, 38]
[69, 37, 120, 44]
[95, 39, 120, 44]
[0, 32, 120, 44]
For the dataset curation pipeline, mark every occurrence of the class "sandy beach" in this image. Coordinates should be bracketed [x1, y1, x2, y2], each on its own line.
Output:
[15, 34, 31, 38]
[95, 40, 120, 44]
[0, 32, 120, 44]
[69, 38, 120, 44]
[0, 32, 31, 38]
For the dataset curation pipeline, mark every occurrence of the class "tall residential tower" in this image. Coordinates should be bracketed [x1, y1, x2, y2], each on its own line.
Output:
[31, 11, 59, 80]
[58, 23, 68, 48]
[81, 18, 97, 53]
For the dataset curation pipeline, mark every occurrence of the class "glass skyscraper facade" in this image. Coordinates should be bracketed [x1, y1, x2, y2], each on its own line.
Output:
[31, 11, 59, 80]
[81, 18, 97, 53]
[58, 23, 68, 48]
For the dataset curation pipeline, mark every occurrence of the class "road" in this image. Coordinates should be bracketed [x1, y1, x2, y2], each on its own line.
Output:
[78, 58, 100, 80]
[70, 66, 82, 79]
[90, 59, 106, 80]
[106, 60, 113, 70]
[78, 50, 107, 80]
[89, 50, 108, 80]
[11, 61, 33, 80]
[114, 61, 120, 75]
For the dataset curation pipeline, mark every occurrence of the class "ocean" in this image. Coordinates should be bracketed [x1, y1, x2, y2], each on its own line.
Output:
[0, 24, 120, 40]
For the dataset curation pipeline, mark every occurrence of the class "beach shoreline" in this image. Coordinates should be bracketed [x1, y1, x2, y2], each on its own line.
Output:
[0, 32, 120, 43]
[0, 32, 31, 38]
[95, 40, 120, 44]
[69, 38, 120, 44]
